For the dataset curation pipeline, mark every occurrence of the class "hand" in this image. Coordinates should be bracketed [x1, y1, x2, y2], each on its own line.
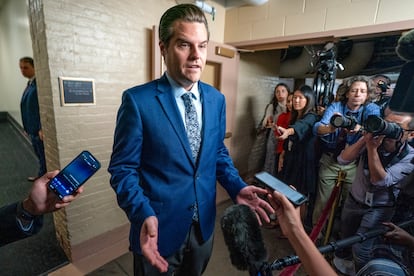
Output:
[236, 185, 274, 225]
[364, 132, 384, 151]
[140, 216, 168, 272]
[316, 106, 325, 116]
[267, 190, 303, 237]
[382, 222, 414, 248]
[278, 151, 285, 173]
[38, 129, 44, 141]
[23, 170, 84, 216]
[347, 123, 362, 134]
[277, 126, 292, 140]
[265, 117, 274, 128]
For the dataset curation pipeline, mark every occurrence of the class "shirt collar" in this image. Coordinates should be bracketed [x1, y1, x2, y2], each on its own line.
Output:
[165, 72, 199, 101]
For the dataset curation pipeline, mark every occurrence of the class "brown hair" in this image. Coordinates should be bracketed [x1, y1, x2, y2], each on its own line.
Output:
[159, 4, 209, 47]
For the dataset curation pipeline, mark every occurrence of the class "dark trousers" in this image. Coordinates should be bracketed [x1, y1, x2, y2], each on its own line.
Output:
[30, 134, 46, 177]
[134, 222, 214, 276]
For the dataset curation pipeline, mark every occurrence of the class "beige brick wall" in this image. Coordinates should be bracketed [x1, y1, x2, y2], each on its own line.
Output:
[224, 0, 414, 42]
[231, 50, 282, 178]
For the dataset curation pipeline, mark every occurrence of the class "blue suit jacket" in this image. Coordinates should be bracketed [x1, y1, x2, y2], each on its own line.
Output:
[20, 79, 41, 135]
[108, 75, 246, 256]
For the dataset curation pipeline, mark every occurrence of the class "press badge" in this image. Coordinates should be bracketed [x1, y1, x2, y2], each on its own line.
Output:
[365, 192, 374, 207]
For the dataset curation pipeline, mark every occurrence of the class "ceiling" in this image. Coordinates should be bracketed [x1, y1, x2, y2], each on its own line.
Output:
[210, 0, 268, 8]
[279, 34, 406, 78]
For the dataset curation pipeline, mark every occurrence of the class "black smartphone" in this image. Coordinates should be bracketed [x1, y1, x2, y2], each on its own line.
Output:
[48, 150, 101, 199]
[254, 171, 308, 206]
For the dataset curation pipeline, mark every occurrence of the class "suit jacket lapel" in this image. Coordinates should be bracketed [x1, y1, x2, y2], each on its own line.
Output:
[156, 75, 195, 164]
[198, 84, 217, 164]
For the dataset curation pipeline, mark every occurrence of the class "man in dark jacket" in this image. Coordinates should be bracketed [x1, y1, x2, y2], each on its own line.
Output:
[19, 57, 46, 180]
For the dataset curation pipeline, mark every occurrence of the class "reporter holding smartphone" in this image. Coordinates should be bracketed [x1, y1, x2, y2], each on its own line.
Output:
[0, 170, 83, 246]
[268, 190, 336, 276]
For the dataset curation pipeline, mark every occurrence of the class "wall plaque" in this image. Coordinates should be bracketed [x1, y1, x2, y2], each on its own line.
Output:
[59, 77, 95, 106]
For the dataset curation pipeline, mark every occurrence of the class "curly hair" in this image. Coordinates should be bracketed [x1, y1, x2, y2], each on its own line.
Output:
[336, 75, 376, 104]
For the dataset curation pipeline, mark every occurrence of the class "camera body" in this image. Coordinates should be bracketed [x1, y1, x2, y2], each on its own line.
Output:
[364, 115, 403, 139]
[330, 114, 357, 130]
[377, 80, 388, 93]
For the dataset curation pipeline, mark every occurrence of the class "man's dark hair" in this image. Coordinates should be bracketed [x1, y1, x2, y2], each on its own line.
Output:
[159, 4, 210, 47]
[19, 56, 34, 67]
[373, 74, 391, 85]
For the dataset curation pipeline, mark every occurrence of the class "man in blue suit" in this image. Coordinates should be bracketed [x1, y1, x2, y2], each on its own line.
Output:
[108, 4, 274, 276]
[19, 57, 46, 180]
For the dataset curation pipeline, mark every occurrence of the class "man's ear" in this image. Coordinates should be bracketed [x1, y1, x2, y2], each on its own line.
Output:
[159, 41, 166, 58]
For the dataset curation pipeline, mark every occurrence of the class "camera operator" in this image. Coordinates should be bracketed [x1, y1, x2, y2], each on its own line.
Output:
[371, 74, 393, 116]
[312, 75, 381, 224]
[333, 110, 414, 274]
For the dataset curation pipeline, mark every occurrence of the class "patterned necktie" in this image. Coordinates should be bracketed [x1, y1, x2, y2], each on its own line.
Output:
[182, 92, 201, 161]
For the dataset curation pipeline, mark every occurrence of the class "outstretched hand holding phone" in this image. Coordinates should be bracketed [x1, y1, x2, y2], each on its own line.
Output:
[268, 191, 336, 276]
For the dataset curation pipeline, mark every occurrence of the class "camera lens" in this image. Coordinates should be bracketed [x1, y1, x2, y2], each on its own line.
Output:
[364, 115, 384, 133]
[330, 114, 356, 129]
[331, 115, 346, 128]
[364, 115, 403, 139]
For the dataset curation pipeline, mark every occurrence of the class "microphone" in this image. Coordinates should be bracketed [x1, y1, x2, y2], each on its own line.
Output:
[220, 204, 270, 276]
[389, 61, 414, 113]
[389, 29, 414, 113]
[396, 29, 414, 62]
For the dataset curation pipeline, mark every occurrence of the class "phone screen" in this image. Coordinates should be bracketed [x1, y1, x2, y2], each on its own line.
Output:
[254, 171, 308, 206]
[48, 151, 101, 199]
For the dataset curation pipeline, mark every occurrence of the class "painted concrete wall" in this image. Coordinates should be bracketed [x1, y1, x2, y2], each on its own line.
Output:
[224, 0, 414, 42]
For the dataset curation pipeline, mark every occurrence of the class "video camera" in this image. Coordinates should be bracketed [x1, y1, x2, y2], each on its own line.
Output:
[330, 114, 357, 130]
[364, 115, 403, 139]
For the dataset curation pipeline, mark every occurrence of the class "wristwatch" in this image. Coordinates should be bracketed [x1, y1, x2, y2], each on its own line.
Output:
[16, 201, 36, 232]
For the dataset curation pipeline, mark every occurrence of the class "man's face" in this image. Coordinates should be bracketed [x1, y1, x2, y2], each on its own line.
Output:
[19, 61, 34, 79]
[159, 21, 208, 91]
[346, 81, 368, 109]
[381, 113, 413, 152]
[372, 76, 388, 95]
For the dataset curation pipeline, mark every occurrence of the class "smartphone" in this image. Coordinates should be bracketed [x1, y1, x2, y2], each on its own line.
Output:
[48, 150, 101, 199]
[254, 171, 308, 206]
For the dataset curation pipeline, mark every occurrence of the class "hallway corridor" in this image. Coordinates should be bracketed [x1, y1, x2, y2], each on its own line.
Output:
[0, 118, 68, 275]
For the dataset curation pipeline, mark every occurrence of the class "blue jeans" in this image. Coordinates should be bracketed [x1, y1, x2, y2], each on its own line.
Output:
[356, 258, 407, 276]
[336, 195, 395, 271]
[30, 134, 46, 177]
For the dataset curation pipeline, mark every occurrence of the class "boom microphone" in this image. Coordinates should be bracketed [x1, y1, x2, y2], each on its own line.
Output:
[220, 204, 270, 276]
[389, 29, 414, 113]
[396, 29, 414, 62]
